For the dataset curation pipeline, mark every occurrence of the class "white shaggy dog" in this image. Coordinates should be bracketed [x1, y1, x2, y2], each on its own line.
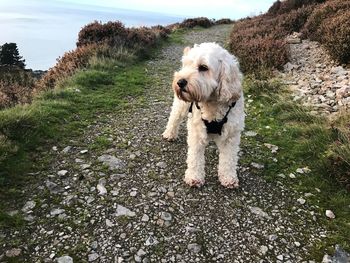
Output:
[162, 42, 244, 188]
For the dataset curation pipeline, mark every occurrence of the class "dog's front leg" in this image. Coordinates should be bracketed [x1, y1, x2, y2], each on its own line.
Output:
[184, 121, 208, 187]
[216, 132, 241, 188]
[162, 94, 190, 140]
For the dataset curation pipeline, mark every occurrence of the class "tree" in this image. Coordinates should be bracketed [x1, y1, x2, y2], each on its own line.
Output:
[0, 43, 26, 69]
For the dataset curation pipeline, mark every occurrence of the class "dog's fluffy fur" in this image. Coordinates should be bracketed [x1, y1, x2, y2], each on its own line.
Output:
[163, 42, 245, 188]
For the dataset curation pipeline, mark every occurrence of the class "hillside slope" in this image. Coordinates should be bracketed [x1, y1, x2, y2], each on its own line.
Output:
[1, 25, 349, 262]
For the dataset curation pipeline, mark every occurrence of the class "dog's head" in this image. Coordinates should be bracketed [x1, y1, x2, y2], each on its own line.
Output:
[173, 42, 243, 103]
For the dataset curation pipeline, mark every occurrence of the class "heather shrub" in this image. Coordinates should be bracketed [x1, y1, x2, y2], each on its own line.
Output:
[127, 27, 157, 48]
[320, 10, 350, 64]
[179, 17, 214, 29]
[215, 18, 234, 25]
[77, 21, 128, 47]
[268, 0, 325, 15]
[229, 34, 288, 73]
[0, 66, 35, 109]
[302, 0, 350, 41]
[278, 5, 315, 34]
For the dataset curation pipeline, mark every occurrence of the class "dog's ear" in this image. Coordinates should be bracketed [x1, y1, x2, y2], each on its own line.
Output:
[216, 56, 243, 103]
[183, 46, 191, 56]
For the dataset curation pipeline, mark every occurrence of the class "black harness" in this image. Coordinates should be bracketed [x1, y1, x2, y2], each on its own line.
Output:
[189, 101, 237, 135]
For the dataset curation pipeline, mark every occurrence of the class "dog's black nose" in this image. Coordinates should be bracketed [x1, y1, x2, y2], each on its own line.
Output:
[177, 79, 188, 90]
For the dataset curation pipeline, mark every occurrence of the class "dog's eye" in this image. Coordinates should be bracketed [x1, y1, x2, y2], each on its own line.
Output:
[198, 64, 209, 72]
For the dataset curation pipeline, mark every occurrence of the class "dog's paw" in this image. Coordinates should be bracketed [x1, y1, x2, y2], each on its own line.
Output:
[219, 175, 239, 189]
[162, 130, 178, 141]
[184, 176, 205, 188]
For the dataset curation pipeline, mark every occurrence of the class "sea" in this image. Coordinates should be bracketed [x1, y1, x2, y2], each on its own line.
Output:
[0, 2, 184, 70]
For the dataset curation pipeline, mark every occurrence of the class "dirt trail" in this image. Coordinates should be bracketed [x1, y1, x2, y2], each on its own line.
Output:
[1, 25, 327, 262]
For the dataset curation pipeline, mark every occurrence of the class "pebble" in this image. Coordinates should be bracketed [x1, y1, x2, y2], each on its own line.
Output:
[245, 131, 257, 137]
[57, 255, 73, 263]
[297, 198, 306, 205]
[145, 236, 159, 246]
[115, 205, 136, 217]
[88, 253, 99, 261]
[62, 146, 72, 153]
[289, 173, 296, 179]
[98, 154, 124, 170]
[97, 184, 107, 195]
[22, 200, 36, 213]
[325, 210, 335, 219]
[50, 208, 65, 216]
[187, 243, 201, 253]
[160, 212, 172, 221]
[156, 161, 167, 169]
[259, 245, 268, 255]
[80, 149, 88, 154]
[249, 206, 269, 218]
[141, 214, 149, 222]
[5, 248, 22, 257]
[58, 170, 68, 176]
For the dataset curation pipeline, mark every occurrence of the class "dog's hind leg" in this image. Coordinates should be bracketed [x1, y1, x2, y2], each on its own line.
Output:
[216, 132, 241, 188]
[162, 94, 190, 140]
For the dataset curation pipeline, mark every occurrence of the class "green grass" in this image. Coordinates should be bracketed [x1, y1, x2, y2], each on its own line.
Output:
[242, 76, 350, 260]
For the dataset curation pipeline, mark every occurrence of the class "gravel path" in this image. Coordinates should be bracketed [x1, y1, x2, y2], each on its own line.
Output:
[1, 25, 328, 262]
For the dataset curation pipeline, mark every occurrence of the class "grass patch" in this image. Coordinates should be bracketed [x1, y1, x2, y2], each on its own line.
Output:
[243, 76, 350, 260]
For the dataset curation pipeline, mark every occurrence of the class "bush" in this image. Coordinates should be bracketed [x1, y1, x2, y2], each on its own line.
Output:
[320, 10, 350, 64]
[302, 0, 350, 41]
[229, 33, 288, 73]
[77, 21, 128, 47]
[268, 0, 325, 15]
[179, 17, 214, 28]
[0, 66, 35, 109]
[278, 5, 315, 34]
[215, 18, 234, 25]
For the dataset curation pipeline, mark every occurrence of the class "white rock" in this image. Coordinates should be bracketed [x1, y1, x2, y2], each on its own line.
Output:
[145, 235, 159, 246]
[50, 208, 65, 216]
[52, 146, 58, 151]
[245, 131, 257, 137]
[5, 248, 22, 257]
[156, 161, 167, 169]
[22, 201, 36, 213]
[98, 154, 124, 170]
[297, 198, 306, 205]
[58, 170, 68, 176]
[289, 173, 296, 179]
[325, 210, 335, 219]
[62, 146, 72, 153]
[141, 214, 149, 222]
[294, 241, 301, 247]
[187, 243, 201, 253]
[88, 253, 99, 262]
[259, 245, 268, 255]
[160, 212, 172, 221]
[264, 143, 279, 153]
[251, 162, 264, 169]
[105, 219, 114, 227]
[97, 184, 107, 195]
[115, 205, 135, 217]
[277, 255, 284, 260]
[57, 255, 73, 263]
[80, 149, 88, 154]
[249, 206, 270, 218]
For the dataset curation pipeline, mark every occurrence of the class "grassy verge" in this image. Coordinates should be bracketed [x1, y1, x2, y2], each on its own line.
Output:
[242, 76, 350, 259]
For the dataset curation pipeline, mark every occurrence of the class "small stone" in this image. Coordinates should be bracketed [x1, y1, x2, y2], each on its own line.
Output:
[297, 198, 306, 205]
[90, 241, 98, 250]
[251, 162, 264, 169]
[156, 161, 167, 169]
[97, 184, 107, 195]
[115, 205, 135, 217]
[5, 248, 22, 257]
[81, 164, 91, 170]
[130, 191, 137, 197]
[141, 214, 149, 222]
[296, 168, 304, 174]
[167, 191, 175, 198]
[277, 174, 286, 179]
[57, 255, 73, 263]
[50, 208, 65, 216]
[259, 245, 268, 255]
[88, 253, 99, 261]
[106, 219, 114, 227]
[52, 146, 58, 151]
[62, 146, 72, 153]
[130, 154, 136, 160]
[160, 212, 172, 221]
[58, 170, 68, 176]
[326, 210, 335, 219]
[22, 200, 36, 213]
[80, 149, 88, 154]
[289, 173, 296, 179]
[249, 206, 269, 218]
[269, 234, 278, 241]
[264, 143, 279, 153]
[137, 249, 146, 257]
[277, 255, 284, 260]
[145, 236, 159, 246]
[322, 255, 332, 263]
[294, 241, 301, 247]
[98, 155, 124, 170]
[187, 243, 201, 253]
[245, 131, 257, 137]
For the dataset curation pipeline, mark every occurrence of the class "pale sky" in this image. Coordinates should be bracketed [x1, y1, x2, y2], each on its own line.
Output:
[0, 0, 276, 69]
